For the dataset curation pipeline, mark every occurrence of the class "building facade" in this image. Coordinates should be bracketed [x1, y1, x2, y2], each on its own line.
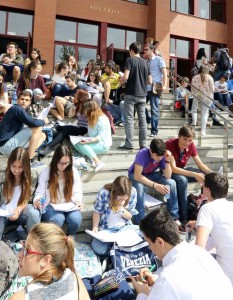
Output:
[0, 0, 232, 78]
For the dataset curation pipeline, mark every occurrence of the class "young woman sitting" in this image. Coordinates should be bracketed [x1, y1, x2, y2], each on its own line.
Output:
[0, 147, 38, 239]
[73, 100, 112, 172]
[85, 72, 104, 106]
[91, 175, 138, 256]
[32, 145, 83, 237]
[67, 55, 81, 78]
[17, 61, 47, 104]
[9, 223, 90, 300]
[51, 62, 68, 97]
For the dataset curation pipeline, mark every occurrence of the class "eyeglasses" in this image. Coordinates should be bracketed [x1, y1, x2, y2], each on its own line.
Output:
[19, 240, 47, 258]
[57, 161, 70, 166]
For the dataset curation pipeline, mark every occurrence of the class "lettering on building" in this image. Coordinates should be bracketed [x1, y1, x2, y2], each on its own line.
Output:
[90, 5, 119, 14]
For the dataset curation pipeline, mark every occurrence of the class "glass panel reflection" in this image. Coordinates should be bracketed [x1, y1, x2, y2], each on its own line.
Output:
[107, 28, 125, 49]
[8, 13, 32, 36]
[55, 20, 76, 42]
[126, 31, 144, 49]
[78, 23, 98, 46]
[78, 47, 97, 69]
[54, 44, 75, 65]
[176, 39, 190, 58]
[0, 11, 6, 34]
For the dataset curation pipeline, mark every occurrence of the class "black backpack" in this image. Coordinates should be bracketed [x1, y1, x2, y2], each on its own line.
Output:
[218, 51, 231, 70]
[0, 241, 19, 297]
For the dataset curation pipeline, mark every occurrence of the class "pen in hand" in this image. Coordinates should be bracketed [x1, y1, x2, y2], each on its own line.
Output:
[141, 264, 156, 281]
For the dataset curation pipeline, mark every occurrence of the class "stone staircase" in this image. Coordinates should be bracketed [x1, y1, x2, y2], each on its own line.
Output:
[1, 92, 233, 237]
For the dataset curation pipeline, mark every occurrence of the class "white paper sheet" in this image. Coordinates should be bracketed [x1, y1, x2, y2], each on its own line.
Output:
[50, 202, 77, 212]
[0, 208, 14, 217]
[85, 228, 142, 247]
[144, 193, 163, 208]
[37, 104, 51, 120]
[69, 135, 92, 145]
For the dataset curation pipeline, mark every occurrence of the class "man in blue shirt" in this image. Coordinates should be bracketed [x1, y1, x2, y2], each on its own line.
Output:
[145, 44, 167, 137]
[0, 90, 48, 160]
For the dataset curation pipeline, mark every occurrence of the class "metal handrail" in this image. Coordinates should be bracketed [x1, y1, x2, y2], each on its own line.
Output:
[166, 67, 232, 177]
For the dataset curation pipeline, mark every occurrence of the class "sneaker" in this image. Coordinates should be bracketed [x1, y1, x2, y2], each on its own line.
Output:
[95, 161, 105, 172]
[148, 133, 156, 137]
[30, 161, 45, 168]
[190, 123, 197, 126]
[212, 120, 224, 127]
[201, 131, 206, 136]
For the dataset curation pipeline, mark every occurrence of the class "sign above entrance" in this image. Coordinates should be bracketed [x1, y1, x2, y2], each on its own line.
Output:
[90, 5, 120, 14]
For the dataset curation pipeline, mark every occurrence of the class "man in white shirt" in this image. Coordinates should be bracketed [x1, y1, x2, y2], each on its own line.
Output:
[196, 172, 233, 286]
[130, 206, 233, 300]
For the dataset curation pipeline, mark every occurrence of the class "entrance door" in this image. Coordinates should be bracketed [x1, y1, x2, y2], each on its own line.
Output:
[113, 50, 129, 71]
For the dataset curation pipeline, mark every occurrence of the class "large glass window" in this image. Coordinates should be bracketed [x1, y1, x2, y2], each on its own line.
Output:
[170, 38, 190, 58]
[0, 11, 6, 34]
[199, 42, 217, 60]
[78, 23, 98, 46]
[199, 0, 209, 19]
[107, 27, 144, 49]
[55, 20, 76, 43]
[7, 12, 32, 36]
[54, 44, 76, 64]
[170, 0, 191, 14]
[198, 0, 225, 22]
[78, 47, 97, 69]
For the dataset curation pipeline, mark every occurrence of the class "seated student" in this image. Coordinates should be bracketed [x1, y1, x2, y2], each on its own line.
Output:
[214, 74, 232, 107]
[174, 77, 191, 117]
[0, 147, 39, 239]
[0, 42, 24, 84]
[67, 55, 81, 78]
[0, 70, 9, 104]
[51, 62, 68, 97]
[50, 73, 79, 120]
[91, 175, 138, 256]
[17, 61, 47, 104]
[9, 223, 90, 300]
[79, 60, 95, 82]
[31, 145, 82, 237]
[73, 100, 112, 172]
[187, 173, 233, 286]
[0, 90, 47, 162]
[101, 63, 120, 104]
[227, 73, 233, 101]
[85, 72, 104, 106]
[128, 138, 179, 225]
[165, 125, 212, 227]
[38, 90, 90, 158]
[29, 48, 42, 63]
[129, 206, 233, 300]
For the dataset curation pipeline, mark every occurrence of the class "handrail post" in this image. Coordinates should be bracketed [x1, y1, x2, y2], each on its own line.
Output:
[223, 121, 229, 178]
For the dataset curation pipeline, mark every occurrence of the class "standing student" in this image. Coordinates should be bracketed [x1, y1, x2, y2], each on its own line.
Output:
[32, 145, 83, 236]
[73, 100, 112, 172]
[118, 42, 152, 150]
[0, 148, 38, 239]
[9, 223, 90, 300]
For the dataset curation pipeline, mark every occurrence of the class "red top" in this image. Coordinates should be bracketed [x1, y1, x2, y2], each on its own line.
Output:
[17, 74, 47, 96]
[165, 138, 198, 168]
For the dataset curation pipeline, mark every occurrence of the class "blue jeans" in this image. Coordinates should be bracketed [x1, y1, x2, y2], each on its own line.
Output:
[172, 167, 203, 223]
[0, 204, 39, 239]
[41, 205, 82, 235]
[148, 91, 160, 135]
[52, 84, 69, 97]
[129, 172, 179, 225]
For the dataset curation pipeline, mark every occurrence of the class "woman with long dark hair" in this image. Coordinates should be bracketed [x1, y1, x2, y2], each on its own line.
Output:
[17, 61, 47, 103]
[86, 72, 104, 106]
[0, 147, 37, 239]
[9, 223, 90, 299]
[32, 145, 82, 236]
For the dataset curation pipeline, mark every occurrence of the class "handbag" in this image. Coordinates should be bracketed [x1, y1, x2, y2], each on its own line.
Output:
[93, 276, 119, 299]
[152, 82, 163, 96]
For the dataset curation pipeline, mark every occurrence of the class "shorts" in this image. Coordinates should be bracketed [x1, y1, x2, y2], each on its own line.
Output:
[64, 100, 73, 116]
[0, 127, 32, 155]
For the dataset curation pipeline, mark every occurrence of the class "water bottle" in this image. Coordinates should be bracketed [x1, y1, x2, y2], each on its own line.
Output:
[186, 225, 192, 242]
[12, 88, 17, 105]
[164, 185, 170, 200]
[218, 166, 223, 175]
[40, 197, 46, 214]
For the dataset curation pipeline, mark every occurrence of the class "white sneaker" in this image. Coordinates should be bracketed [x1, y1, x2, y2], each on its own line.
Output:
[95, 161, 105, 172]
[201, 131, 206, 136]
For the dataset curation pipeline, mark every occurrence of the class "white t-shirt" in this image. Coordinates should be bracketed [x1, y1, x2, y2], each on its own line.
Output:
[52, 74, 66, 85]
[1, 185, 21, 212]
[196, 198, 233, 285]
[107, 210, 127, 228]
[214, 81, 228, 94]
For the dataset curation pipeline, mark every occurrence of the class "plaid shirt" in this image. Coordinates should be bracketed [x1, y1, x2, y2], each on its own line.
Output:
[94, 187, 138, 230]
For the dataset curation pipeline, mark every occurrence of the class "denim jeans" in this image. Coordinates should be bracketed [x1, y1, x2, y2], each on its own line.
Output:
[172, 167, 203, 223]
[148, 91, 160, 135]
[0, 204, 39, 239]
[214, 92, 231, 107]
[124, 94, 147, 148]
[41, 205, 82, 235]
[129, 172, 179, 225]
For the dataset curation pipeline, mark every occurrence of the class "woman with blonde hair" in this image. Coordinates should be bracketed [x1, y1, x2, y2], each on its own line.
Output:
[31, 145, 82, 236]
[191, 65, 215, 136]
[73, 100, 112, 172]
[0, 147, 37, 239]
[91, 175, 138, 256]
[9, 222, 90, 299]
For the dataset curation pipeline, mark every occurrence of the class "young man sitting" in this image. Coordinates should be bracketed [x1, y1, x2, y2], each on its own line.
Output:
[50, 73, 79, 120]
[0, 90, 48, 162]
[101, 63, 120, 104]
[128, 138, 179, 225]
[130, 206, 233, 299]
[165, 125, 212, 227]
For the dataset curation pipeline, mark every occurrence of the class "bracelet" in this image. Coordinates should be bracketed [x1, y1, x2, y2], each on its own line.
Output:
[165, 160, 171, 163]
